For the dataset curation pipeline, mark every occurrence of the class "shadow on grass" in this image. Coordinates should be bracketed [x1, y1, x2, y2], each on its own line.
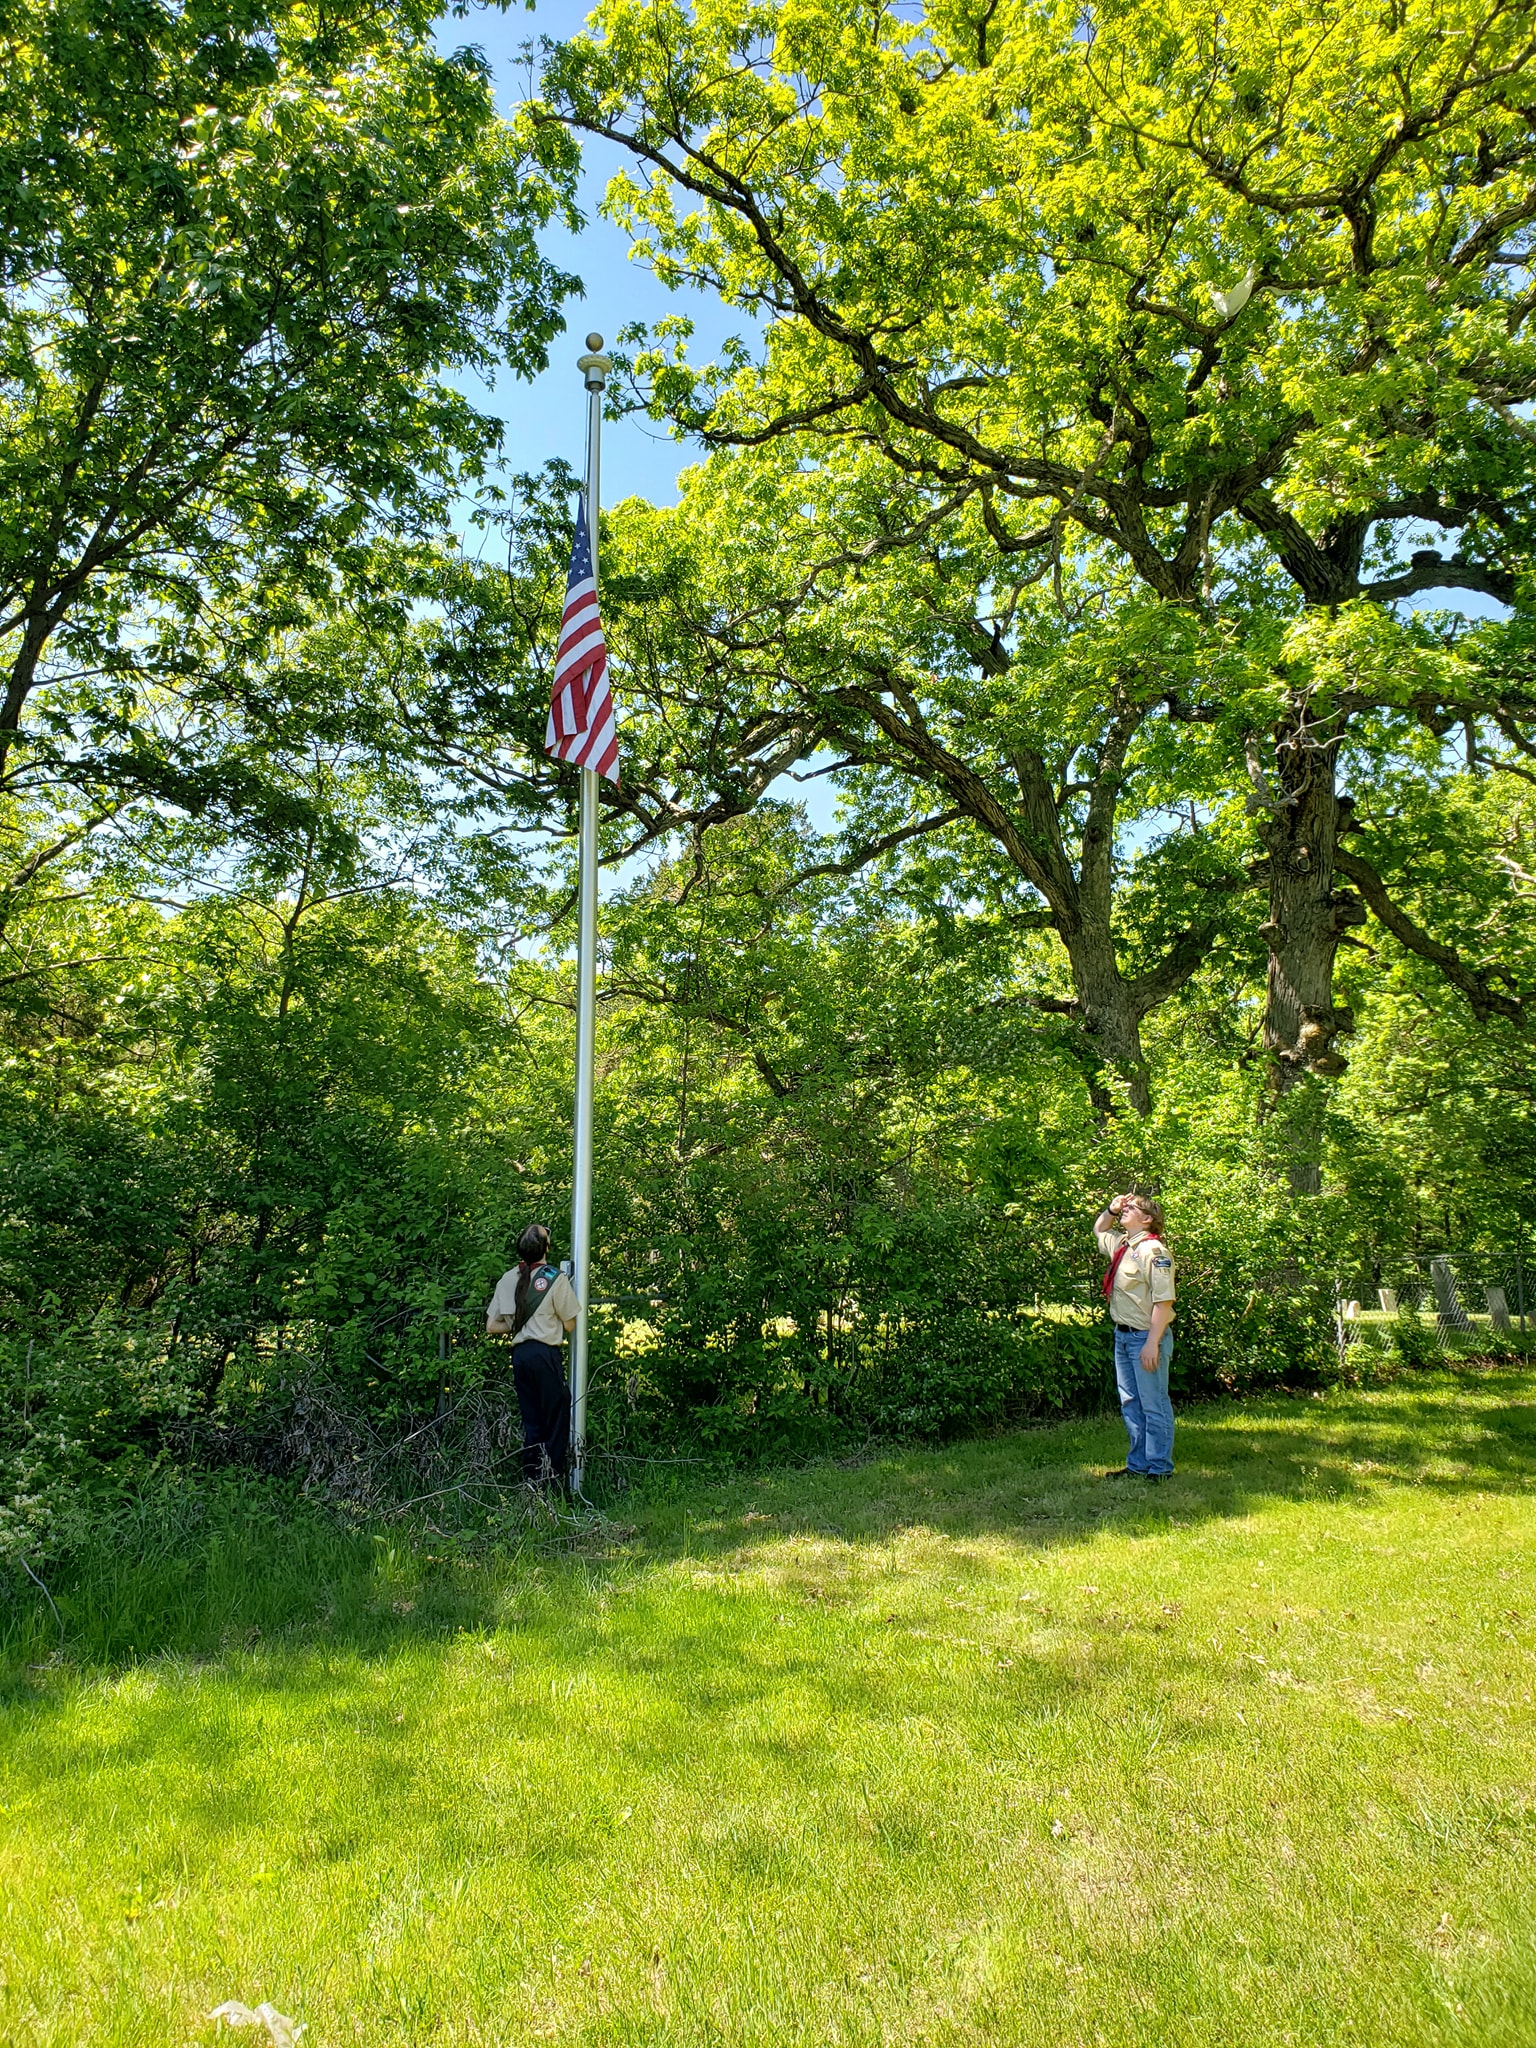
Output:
[672, 1364, 1536, 1546]
[2, 1365, 1533, 1704]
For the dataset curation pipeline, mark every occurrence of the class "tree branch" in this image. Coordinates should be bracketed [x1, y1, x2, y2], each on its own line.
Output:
[1333, 846, 1527, 1024]
[790, 807, 966, 885]
[1358, 550, 1517, 607]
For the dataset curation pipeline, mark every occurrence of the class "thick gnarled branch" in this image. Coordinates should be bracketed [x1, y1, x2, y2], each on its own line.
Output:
[1334, 846, 1527, 1025]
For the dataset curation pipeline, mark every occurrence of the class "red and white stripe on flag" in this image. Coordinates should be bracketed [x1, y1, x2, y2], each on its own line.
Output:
[546, 501, 620, 785]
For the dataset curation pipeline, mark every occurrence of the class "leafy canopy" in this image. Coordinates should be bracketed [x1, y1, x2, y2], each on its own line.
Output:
[545, 0, 1536, 612]
[0, 0, 578, 835]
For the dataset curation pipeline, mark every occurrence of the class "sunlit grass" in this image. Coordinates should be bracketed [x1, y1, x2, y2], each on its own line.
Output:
[3, 1371, 1535, 2046]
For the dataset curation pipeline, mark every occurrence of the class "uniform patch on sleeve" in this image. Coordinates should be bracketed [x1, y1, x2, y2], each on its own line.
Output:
[534, 1276, 549, 1292]
[1153, 1256, 1172, 1268]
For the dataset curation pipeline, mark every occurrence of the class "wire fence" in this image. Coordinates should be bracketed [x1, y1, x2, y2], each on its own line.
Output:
[1330, 1249, 1533, 1369]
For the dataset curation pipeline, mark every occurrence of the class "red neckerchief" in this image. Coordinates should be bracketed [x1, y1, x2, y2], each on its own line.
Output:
[1103, 1231, 1160, 1299]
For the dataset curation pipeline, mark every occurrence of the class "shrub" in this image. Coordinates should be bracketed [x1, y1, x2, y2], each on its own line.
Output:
[1387, 1310, 1443, 1371]
[856, 1308, 1107, 1440]
[0, 1311, 200, 1571]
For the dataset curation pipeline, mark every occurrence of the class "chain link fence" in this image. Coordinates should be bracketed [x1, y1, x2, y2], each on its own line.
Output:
[1331, 1248, 1534, 1371]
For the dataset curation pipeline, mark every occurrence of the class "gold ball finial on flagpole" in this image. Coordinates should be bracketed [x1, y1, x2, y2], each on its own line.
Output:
[578, 332, 612, 392]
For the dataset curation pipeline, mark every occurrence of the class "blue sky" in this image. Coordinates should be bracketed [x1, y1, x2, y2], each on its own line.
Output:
[434, 4, 845, 852]
[439, 0, 743, 515]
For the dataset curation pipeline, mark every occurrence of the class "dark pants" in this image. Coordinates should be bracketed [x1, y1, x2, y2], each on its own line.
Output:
[511, 1340, 570, 1484]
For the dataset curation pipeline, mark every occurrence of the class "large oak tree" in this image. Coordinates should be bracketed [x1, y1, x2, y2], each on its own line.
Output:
[535, 0, 1536, 1119]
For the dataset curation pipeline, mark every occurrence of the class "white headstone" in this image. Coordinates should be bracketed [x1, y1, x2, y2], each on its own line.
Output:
[1344, 1300, 1362, 1321]
[1486, 1285, 1512, 1333]
[1378, 1287, 1399, 1314]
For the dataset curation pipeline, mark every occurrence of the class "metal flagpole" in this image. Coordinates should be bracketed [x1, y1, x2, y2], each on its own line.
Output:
[569, 332, 610, 1496]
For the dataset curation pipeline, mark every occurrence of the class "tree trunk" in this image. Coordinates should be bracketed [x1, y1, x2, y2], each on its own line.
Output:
[1254, 709, 1365, 1189]
[831, 680, 1209, 1121]
[0, 611, 54, 775]
[1061, 914, 1153, 1117]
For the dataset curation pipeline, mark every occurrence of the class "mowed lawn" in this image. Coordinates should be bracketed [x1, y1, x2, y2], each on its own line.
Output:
[3, 1373, 1535, 2048]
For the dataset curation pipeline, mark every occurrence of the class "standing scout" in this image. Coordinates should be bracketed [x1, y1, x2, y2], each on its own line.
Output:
[486, 1223, 581, 1485]
[1092, 1192, 1177, 1481]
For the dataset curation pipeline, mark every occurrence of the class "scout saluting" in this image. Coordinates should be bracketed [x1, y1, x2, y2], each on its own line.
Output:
[486, 1223, 581, 1485]
[1092, 1192, 1177, 1481]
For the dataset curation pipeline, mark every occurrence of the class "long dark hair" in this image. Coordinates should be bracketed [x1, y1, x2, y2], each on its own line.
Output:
[512, 1222, 552, 1335]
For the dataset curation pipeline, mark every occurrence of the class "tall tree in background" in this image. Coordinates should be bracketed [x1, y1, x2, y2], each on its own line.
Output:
[380, 462, 1254, 1118]
[538, 0, 1536, 1127]
[0, 0, 577, 939]
[592, 459, 1260, 1120]
[400, 461, 1531, 1130]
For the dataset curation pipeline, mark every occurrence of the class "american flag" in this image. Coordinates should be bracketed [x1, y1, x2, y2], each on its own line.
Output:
[546, 501, 620, 784]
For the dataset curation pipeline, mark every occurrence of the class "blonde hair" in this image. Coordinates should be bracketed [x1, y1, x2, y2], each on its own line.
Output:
[1127, 1192, 1166, 1237]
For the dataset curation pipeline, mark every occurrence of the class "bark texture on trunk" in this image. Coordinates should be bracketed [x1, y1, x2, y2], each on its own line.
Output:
[1252, 710, 1366, 1188]
[1060, 910, 1153, 1117]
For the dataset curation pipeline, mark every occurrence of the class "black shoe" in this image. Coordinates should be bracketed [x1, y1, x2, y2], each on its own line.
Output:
[1145, 1472, 1173, 1484]
[1103, 1466, 1134, 1479]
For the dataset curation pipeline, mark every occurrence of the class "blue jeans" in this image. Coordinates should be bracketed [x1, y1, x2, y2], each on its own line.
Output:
[1112, 1326, 1175, 1475]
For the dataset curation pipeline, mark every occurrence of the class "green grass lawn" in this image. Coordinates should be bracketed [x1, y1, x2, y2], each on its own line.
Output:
[3, 1370, 1535, 2047]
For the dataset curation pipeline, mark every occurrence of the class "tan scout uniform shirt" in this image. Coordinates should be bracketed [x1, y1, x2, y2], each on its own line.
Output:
[487, 1265, 580, 1350]
[1095, 1227, 1176, 1332]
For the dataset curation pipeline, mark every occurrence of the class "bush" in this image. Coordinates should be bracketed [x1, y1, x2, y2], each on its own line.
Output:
[854, 1308, 1107, 1440]
[1387, 1310, 1443, 1371]
[0, 1312, 200, 1570]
